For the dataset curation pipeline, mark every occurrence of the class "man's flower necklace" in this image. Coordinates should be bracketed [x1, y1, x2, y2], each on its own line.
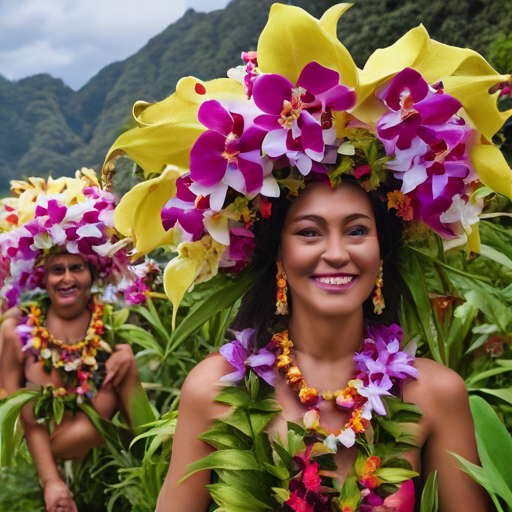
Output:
[271, 324, 418, 449]
[16, 297, 112, 400]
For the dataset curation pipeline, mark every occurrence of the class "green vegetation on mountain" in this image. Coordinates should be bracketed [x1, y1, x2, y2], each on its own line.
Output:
[1, 0, 511, 195]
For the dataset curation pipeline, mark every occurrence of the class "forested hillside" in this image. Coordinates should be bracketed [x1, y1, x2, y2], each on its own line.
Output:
[1, 0, 511, 195]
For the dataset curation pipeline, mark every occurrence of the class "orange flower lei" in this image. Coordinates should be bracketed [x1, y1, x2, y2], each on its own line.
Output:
[272, 330, 368, 438]
[19, 297, 111, 401]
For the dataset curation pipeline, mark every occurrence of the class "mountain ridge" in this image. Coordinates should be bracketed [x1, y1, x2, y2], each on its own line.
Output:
[1, 0, 511, 195]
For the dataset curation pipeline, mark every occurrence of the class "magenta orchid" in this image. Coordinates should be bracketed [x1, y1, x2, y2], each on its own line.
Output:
[252, 61, 356, 175]
[189, 100, 277, 211]
[161, 175, 208, 242]
[218, 226, 256, 273]
[219, 328, 276, 385]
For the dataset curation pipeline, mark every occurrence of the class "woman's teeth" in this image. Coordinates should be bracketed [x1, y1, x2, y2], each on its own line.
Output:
[315, 276, 353, 285]
[58, 287, 77, 295]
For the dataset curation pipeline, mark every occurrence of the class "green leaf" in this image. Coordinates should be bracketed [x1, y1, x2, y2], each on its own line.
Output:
[167, 273, 252, 354]
[376, 467, 419, 484]
[112, 308, 130, 329]
[116, 325, 164, 355]
[464, 289, 512, 333]
[470, 396, 512, 502]
[480, 244, 512, 271]
[179, 450, 259, 484]
[272, 487, 290, 504]
[214, 386, 250, 408]
[207, 482, 270, 512]
[0, 389, 40, 466]
[218, 408, 252, 437]
[469, 388, 512, 406]
[263, 462, 289, 480]
[52, 398, 64, 425]
[465, 365, 512, 387]
[78, 402, 124, 454]
[420, 471, 438, 512]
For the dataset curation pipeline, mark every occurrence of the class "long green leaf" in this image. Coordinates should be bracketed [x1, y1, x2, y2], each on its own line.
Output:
[167, 273, 252, 354]
[420, 470, 438, 512]
[470, 396, 512, 502]
[468, 388, 512, 406]
[466, 365, 512, 387]
[179, 449, 259, 484]
[0, 389, 40, 466]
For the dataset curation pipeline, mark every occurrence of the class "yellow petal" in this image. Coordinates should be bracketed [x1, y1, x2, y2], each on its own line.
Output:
[257, 3, 357, 87]
[103, 77, 245, 178]
[114, 166, 180, 254]
[163, 247, 204, 330]
[353, 24, 510, 138]
[46, 176, 68, 195]
[467, 223, 481, 256]
[471, 144, 512, 200]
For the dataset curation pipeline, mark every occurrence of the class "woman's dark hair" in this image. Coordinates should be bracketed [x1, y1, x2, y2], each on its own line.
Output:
[231, 176, 404, 347]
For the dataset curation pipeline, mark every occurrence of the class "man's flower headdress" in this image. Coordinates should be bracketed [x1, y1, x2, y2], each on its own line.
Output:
[102, 3, 512, 326]
[0, 169, 153, 308]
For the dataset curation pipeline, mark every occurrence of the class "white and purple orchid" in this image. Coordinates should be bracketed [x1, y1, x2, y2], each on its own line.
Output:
[252, 61, 356, 175]
[353, 323, 418, 417]
[189, 100, 276, 211]
[219, 328, 276, 385]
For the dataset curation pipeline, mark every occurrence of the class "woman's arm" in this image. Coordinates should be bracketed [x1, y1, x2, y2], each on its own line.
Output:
[406, 358, 490, 512]
[1, 317, 77, 512]
[156, 354, 233, 512]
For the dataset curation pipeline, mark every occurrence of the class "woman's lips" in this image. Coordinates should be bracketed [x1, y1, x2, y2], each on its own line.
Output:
[310, 274, 357, 291]
[56, 286, 78, 297]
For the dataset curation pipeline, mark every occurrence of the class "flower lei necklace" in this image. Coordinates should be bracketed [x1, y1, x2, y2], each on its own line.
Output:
[16, 296, 112, 402]
[272, 325, 418, 450]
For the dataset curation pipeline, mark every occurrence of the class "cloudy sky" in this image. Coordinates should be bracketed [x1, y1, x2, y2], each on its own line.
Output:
[0, 0, 231, 90]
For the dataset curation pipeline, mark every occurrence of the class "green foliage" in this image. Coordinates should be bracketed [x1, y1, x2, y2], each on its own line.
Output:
[452, 396, 512, 511]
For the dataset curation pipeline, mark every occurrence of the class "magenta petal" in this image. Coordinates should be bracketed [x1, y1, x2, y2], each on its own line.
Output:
[254, 366, 275, 386]
[47, 200, 67, 225]
[190, 131, 228, 186]
[254, 114, 282, 131]
[179, 210, 205, 241]
[239, 125, 268, 152]
[252, 74, 293, 115]
[247, 348, 275, 368]
[299, 111, 324, 154]
[175, 175, 197, 202]
[320, 85, 357, 111]
[415, 94, 462, 125]
[383, 479, 415, 512]
[380, 68, 429, 110]
[198, 100, 234, 136]
[238, 154, 264, 194]
[297, 61, 339, 95]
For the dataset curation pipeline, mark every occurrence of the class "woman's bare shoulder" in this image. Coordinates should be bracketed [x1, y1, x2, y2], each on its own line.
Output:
[179, 352, 235, 415]
[1, 309, 23, 334]
[404, 357, 469, 423]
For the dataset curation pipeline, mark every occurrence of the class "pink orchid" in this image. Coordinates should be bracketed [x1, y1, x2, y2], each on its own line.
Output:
[252, 61, 356, 175]
[189, 100, 276, 211]
[219, 227, 256, 273]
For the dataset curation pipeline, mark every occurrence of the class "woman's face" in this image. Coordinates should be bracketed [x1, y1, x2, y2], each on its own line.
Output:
[279, 181, 381, 319]
[45, 253, 92, 315]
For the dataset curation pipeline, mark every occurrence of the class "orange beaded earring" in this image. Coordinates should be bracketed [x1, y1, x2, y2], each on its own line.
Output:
[276, 261, 289, 315]
[372, 259, 385, 315]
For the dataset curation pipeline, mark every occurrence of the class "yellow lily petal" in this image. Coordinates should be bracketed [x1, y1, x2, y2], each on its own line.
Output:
[46, 176, 68, 195]
[353, 24, 510, 139]
[257, 3, 357, 87]
[114, 166, 180, 254]
[467, 223, 481, 256]
[164, 251, 201, 331]
[103, 77, 245, 178]
[471, 144, 512, 200]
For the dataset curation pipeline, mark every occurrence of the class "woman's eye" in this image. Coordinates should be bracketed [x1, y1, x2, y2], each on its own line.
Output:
[349, 226, 368, 237]
[50, 267, 65, 275]
[70, 264, 85, 272]
[296, 228, 318, 237]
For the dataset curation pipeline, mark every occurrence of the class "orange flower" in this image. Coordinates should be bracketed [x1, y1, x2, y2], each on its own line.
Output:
[287, 366, 304, 387]
[387, 190, 413, 221]
[298, 386, 319, 405]
[349, 409, 366, 434]
[360, 455, 381, 489]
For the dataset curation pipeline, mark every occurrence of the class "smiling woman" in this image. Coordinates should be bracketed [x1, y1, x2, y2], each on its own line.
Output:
[101, 3, 512, 511]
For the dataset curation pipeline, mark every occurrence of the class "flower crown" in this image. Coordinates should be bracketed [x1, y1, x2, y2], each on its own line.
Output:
[102, 3, 512, 325]
[0, 169, 150, 308]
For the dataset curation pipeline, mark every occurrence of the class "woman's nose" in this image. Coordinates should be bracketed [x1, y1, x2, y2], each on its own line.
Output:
[321, 235, 350, 267]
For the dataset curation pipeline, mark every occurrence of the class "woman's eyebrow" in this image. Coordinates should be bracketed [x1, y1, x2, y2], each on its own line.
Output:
[292, 213, 372, 223]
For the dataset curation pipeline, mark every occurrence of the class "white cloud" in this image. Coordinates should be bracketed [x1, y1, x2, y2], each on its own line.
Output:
[0, 0, 230, 90]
